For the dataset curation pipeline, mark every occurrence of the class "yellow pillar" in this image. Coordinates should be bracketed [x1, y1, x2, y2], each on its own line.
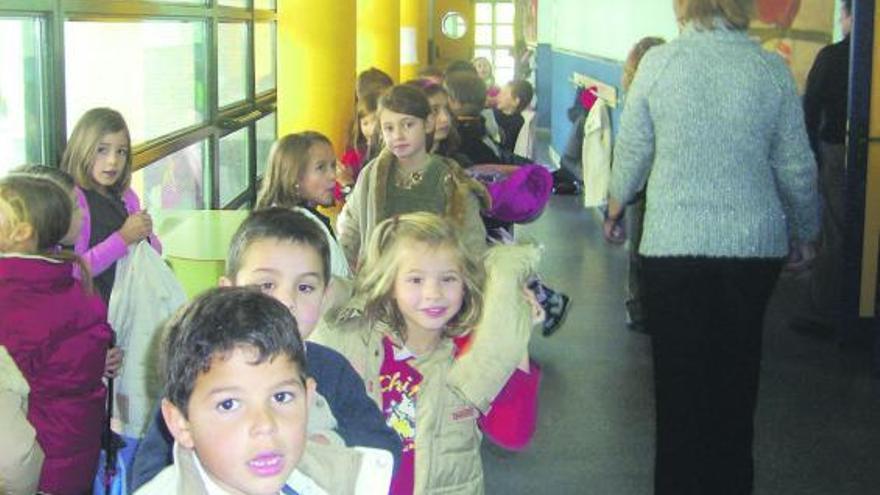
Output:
[400, 0, 428, 82]
[278, 0, 356, 155]
[357, 0, 401, 81]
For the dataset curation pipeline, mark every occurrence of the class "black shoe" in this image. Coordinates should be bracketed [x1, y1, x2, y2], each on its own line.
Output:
[542, 292, 571, 336]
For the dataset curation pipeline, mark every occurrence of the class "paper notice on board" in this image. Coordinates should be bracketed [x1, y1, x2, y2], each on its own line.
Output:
[401, 27, 418, 65]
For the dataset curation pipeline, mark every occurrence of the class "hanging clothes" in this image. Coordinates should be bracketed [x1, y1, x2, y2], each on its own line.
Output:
[581, 99, 612, 208]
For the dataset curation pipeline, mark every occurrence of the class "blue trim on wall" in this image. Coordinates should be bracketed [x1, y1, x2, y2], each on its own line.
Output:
[548, 50, 624, 158]
[535, 43, 553, 128]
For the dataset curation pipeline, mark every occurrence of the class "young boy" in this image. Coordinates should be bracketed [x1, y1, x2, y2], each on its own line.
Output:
[493, 80, 534, 153]
[131, 209, 400, 489]
[136, 287, 391, 494]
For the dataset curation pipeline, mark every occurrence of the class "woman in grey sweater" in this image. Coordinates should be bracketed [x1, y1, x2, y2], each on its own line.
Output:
[605, 0, 819, 493]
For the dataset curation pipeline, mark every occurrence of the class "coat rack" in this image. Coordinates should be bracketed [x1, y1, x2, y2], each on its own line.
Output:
[570, 72, 618, 109]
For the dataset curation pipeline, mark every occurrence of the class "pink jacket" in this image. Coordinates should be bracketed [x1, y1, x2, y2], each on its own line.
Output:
[73, 187, 162, 277]
[0, 255, 112, 494]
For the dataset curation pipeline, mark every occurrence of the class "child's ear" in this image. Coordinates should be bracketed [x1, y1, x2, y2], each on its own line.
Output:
[8, 222, 34, 246]
[305, 377, 317, 409]
[161, 398, 195, 450]
[218, 276, 233, 288]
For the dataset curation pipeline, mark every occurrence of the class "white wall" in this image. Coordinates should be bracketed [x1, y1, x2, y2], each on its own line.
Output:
[539, 0, 679, 61]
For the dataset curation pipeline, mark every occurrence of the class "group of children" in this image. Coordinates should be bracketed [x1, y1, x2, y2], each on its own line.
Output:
[1, 58, 550, 495]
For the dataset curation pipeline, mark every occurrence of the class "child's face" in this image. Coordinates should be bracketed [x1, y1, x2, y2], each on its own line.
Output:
[359, 112, 377, 144]
[428, 93, 452, 142]
[297, 142, 337, 207]
[474, 58, 492, 80]
[162, 346, 315, 495]
[223, 239, 327, 339]
[89, 130, 129, 192]
[497, 84, 519, 114]
[380, 109, 433, 166]
[60, 190, 84, 246]
[393, 240, 465, 340]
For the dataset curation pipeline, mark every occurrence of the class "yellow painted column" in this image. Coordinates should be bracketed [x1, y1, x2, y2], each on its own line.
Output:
[400, 0, 428, 82]
[278, 0, 356, 155]
[357, 0, 401, 81]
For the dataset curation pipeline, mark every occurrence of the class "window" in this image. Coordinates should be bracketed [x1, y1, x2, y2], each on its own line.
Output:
[218, 22, 248, 107]
[219, 127, 250, 206]
[0, 17, 46, 175]
[474, 0, 516, 86]
[1, 1, 276, 209]
[64, 20, 207, 143]
[133, 139, 208, 211]
[255, 113, 276, 177]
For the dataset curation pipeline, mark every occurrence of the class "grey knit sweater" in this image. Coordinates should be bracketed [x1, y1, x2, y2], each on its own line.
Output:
[609, 21, 820, 258]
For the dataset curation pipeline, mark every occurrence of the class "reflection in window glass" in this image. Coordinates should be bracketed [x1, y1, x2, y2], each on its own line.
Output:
[255, 22, 276, 94]
[495, 25, 514, 46]
[496, 3, 515, 23]
[255, 0, 276, 9]
[133, 140, 207, 212]
[475, 3, 493, 23]
[0, 17, 45, 175]
[256, 114, 276, 177]
[219, 22, 248, 107]
[219, 127, 250, 206]
[65, 20, 206, 145]
[475, 25, 493, 46]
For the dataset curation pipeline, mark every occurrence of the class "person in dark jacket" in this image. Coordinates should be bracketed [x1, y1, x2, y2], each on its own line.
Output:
[791, 0, 852, 337]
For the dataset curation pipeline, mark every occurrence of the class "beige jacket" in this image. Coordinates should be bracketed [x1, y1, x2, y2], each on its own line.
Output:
[311, 244, 540, 494]
[336, 148, 491, 270]
[0, 346, 44, 495]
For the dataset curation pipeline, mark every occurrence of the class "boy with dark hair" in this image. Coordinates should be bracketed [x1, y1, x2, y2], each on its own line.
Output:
[136, 287, 391, 494]
[443, 72, 504, 166]
[493, 79, 534, 153]
[131, 208, 400, 490]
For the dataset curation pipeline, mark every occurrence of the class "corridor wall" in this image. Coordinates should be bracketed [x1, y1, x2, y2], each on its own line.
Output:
[535, 0, 677, 160]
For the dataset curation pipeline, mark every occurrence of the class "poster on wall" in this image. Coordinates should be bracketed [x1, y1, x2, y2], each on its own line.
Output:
[750, 0, 836, 93]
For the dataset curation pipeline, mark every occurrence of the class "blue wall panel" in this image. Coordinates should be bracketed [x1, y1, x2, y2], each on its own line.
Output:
[535, 43, 553, 128]
[547, 50, 624, 159]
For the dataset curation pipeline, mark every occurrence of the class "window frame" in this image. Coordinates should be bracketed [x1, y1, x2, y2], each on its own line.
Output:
[474, 0, 516, 87]
[0, 0, 276, 209]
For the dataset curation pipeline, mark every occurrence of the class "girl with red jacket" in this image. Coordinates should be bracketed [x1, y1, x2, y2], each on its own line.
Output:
[0, 174, 114, 495]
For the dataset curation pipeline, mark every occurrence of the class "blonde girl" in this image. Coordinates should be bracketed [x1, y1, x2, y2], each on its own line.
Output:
[61, 107, 161, 302]
[256, 131, 352, 278]
[312, 212, 542, 494]
[0, 174, 113, 494]
[336, 84, 490, 269]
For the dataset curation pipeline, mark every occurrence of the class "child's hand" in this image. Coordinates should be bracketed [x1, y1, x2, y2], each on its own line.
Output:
[522, 286, 546, 326]
[602, 217, 626, 244]
[784, 241, 816, 272]
[309, 433, 331, 445]
[104, 347, 124, 379]
[119, 211, 153, 245]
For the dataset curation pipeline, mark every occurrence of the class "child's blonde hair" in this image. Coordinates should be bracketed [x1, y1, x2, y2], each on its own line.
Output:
[255, 131, 333, 210]
[0, 175, 72, 252]
[355, 212, 484, 339]
[60, 107, 132, 195]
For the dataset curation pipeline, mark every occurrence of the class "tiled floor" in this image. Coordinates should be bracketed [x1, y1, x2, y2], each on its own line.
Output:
[480, 194, 880, 494]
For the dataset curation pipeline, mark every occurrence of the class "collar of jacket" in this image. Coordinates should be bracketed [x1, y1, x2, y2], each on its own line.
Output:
[370, 148, 491, 227]
[681, 16, 749, 39]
